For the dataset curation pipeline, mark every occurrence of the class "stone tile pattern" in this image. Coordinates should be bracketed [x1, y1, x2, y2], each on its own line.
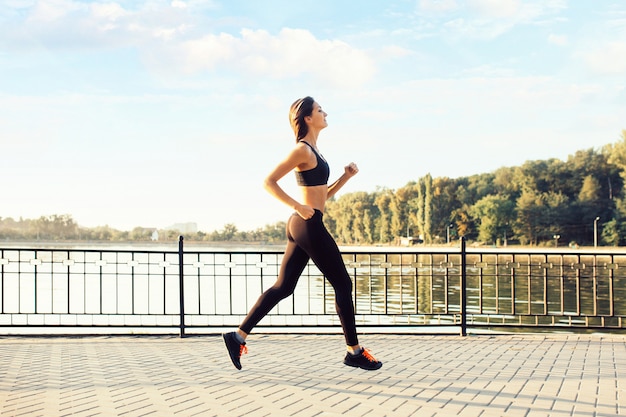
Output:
[0, 334, 624, 417]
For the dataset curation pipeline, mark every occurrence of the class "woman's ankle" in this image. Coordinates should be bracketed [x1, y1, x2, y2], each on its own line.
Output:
[346, 345, 362, 355]
[235, 329, 248, 343]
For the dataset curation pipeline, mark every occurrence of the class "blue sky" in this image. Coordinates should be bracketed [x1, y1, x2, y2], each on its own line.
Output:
[1, 0, 625, 233]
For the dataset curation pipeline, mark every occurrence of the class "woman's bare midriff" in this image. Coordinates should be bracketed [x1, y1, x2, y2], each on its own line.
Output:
[301, 185, 328, 212]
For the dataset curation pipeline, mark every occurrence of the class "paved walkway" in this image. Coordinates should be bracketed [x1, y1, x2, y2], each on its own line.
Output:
[0, 333, 624, 417]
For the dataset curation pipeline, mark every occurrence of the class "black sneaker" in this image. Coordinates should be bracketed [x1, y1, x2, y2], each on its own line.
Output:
[344, 348, 382, 370]
[223, 332, 247, 370]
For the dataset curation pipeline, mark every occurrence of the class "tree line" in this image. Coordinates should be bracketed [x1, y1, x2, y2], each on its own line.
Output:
[323, 130, 626, 247]
[2, 130, 625, 247]
[0, 215, 287, 244]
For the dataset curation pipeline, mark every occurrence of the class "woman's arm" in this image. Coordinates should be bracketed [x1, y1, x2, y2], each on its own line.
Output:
[327, 162, 359, 200]
[264, 144, 316, 219]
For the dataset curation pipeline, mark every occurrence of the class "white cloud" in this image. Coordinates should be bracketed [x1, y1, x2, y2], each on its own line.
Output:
[27, 0, 85, 22]
[167, 28, 376, 87]
[2, 0, 202, 49]
[426, 0, 567, 40]
[548, 33, 568, 46]
[418, 0, 459, 14]
[443, 17, 515, 40]
[90, 2, 129, 20]
[467, 0, 520, 18]
[380, 44, 414, 59]
[3, 0, 36, 7]
[578, 41, 626, 75]
[460, 64, 517, 77]
[1, 1, 376, 87]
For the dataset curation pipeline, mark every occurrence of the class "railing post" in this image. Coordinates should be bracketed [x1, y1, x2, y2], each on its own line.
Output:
[460, 237, 467, 336]
[178, 235, 186, 338]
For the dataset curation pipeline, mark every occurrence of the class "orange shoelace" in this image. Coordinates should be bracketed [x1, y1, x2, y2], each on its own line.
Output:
[239, 344, 248, 357]
[361, 348, 378, 363]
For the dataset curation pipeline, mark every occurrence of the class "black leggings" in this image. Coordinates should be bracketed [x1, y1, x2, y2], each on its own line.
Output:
[239, 210, 359, 346]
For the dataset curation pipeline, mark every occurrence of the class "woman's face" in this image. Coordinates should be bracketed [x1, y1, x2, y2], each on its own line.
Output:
[308, 102, 328, 130]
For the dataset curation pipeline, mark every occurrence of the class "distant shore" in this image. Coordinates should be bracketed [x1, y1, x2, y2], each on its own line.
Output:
[2, 239, 626, 254]
[0, 239, 285, 251]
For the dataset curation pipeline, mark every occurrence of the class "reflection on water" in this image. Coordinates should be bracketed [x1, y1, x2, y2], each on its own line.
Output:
[343, 252, 626, 327]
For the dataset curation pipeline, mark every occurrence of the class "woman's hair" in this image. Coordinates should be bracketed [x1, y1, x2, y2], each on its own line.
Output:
[289, 96, 315, 142]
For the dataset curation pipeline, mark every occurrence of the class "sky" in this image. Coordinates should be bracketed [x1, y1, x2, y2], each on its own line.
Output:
[1, 0, 625, 233]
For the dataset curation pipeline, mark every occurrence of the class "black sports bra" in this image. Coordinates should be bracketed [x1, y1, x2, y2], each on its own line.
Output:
[295, 141, 330, 187]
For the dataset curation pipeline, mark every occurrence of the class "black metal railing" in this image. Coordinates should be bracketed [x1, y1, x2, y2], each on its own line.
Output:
[1, 237, 624, 336]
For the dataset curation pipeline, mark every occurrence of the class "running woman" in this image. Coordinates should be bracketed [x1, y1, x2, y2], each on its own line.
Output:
[223, 96, 382, 371]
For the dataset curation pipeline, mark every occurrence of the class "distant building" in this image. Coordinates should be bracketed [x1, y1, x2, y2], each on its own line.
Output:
[151, 230, 159, 241]
[166, 222, 198, 234]
[400, 236, 423, 246]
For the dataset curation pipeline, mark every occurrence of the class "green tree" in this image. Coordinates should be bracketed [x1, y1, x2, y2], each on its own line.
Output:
[396, 182, 419, 239]
[452, 206, 473, 239]
[217, 224, 238, 240]
[415, 179, 425, 240]
[514, 189, 543, 245]
[374, 189, 394, 243]
[431, 177, 461, 240]
[470, 195, 516, 245]
[541, 191, 570, 242]
[423, 174, 433, 243]
[601, 218, 622, 246]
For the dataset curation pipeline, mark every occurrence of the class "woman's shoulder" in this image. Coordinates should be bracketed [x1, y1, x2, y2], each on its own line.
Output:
[293, 141, 314, 156]
[282, 141, 312, 164]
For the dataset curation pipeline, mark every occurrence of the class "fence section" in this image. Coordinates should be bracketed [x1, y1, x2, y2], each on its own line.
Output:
[1, 239, 624, 335]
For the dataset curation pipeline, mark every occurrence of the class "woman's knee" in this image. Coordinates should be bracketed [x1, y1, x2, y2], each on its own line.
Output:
[267, 284, 296, 300]
[329, 273, 353, 295]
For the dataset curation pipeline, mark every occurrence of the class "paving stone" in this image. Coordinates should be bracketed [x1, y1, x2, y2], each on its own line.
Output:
[0, 334, 624, 416]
